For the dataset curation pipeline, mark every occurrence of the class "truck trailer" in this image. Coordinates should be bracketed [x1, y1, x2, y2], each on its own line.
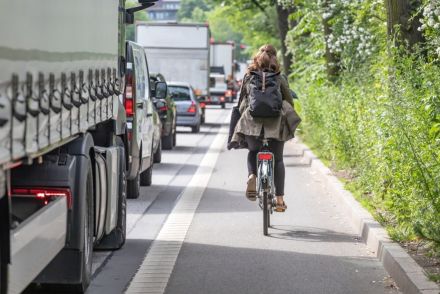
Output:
[0, 1, 135, 293]
[136, 22, 211, 99]
[210, 42, 235, 80]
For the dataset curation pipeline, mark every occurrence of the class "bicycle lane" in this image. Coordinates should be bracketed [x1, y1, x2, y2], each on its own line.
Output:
[160, 135, 401, 294]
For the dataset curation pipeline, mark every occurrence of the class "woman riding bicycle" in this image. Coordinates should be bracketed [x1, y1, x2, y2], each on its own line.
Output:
[229, 44, 300, 212]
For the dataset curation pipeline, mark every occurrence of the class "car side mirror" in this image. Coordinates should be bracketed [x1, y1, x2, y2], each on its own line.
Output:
[155, 81, 167, 99]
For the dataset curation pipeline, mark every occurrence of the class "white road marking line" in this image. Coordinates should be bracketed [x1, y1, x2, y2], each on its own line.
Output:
[125, 117, 229, 294]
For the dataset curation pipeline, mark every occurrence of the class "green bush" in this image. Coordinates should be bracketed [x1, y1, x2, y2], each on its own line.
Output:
[297, 52, 440, 244]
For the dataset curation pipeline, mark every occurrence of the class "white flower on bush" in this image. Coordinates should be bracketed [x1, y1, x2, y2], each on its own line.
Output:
[420, 0, 440, 56]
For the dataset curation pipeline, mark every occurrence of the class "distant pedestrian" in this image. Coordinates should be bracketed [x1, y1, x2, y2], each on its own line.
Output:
[228, 44, 301, 212]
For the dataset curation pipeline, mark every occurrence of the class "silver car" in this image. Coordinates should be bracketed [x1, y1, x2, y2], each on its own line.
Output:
[168, 82, 202, 133]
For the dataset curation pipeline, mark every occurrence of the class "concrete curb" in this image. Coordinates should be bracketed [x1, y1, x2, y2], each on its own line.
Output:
[289, 140, 440, 294]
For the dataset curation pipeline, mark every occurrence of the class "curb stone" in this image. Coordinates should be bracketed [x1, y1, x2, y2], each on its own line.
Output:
[289, 139, 440, 294]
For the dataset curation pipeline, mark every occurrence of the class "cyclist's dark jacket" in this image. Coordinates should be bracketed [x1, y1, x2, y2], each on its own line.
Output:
[231, 72, 299, 145]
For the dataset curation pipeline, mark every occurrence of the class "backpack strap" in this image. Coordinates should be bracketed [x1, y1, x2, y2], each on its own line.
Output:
[237, 73, 248, 108]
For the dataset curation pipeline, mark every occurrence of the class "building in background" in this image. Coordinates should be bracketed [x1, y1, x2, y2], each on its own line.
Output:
[147, 0, 180, 22]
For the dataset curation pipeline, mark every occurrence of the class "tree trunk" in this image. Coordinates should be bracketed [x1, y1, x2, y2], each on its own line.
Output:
[322, 0, 340, 80]
[385, 0, 424, 49]
[275, 4, 295, 75]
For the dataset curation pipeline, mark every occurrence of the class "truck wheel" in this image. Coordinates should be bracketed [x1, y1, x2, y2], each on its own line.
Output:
[162, 133, 173, 150]
[153, 141, 162, 163]
[96, 137, 127, 250]
[76, 161, 94, 292]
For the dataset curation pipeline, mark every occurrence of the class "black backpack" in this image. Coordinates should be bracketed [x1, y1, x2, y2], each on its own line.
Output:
[248, 71, 282, 118]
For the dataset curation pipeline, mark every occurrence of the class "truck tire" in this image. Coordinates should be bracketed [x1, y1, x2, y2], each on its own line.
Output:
[162, 133, 173, 150]
[0, 185, 8, 294]
[96, 137, 127, 250]
[76, 161, 94, 293]
[153, 141, 162, 163]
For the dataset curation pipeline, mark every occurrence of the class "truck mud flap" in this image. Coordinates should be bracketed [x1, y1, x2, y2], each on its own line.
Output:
[8, 197, 67, 294]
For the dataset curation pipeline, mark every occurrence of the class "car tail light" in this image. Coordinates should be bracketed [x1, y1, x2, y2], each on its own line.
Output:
[187, 102, 197, 113]
[220, 96, 225, 102]
[12, 187, 72, 208]
[159, 105, 168, 112]
[200, 102, 206, 108]
[225, 90, 233, 97]
[258, 153, 273, 161]
[124, 74, 135, 117]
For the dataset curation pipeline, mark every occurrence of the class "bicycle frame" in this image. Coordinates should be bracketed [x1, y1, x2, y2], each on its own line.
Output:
[256, 139, 275, 235]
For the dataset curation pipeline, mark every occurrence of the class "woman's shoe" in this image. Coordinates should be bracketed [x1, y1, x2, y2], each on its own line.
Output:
[275, 200, 287, 212]
[246, 174, 257, 201]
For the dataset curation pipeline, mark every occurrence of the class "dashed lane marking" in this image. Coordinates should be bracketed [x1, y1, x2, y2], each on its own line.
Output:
[125, 116, 229, 294]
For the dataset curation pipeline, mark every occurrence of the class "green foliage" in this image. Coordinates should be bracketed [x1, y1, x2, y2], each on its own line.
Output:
[178, 0, 210, 21]
[126, 0, 149, 41]
[284, 0, 440, 246]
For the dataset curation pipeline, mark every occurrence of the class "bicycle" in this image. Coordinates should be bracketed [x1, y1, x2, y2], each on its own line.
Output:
[256, 139, 276, 236]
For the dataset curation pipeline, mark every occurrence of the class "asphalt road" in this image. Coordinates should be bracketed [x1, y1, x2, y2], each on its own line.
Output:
[87, 105, 400, 294]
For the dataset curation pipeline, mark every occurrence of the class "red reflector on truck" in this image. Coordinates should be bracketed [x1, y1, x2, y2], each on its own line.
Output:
[258, 153, 273, 161]
[12, 187, 72, 208]
[125, 98, 134, 117]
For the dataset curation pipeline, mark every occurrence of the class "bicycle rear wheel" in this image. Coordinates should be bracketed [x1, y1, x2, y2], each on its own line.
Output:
[263, 191, 269, 236]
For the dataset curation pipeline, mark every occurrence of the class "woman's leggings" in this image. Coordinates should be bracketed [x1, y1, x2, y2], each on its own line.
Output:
[245, 136, 285, 196]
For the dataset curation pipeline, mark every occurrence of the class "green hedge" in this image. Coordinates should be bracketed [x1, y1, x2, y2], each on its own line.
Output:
[297, 54, 440, 245]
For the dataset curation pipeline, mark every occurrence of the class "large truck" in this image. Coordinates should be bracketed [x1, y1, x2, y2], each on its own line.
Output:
[210, 42, 235, 80]
[136, 23, 211, 100]
[0, 1, 154, 293]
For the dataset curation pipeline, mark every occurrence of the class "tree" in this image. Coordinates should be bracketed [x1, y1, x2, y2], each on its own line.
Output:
[322, 0, 340, 79]
[125, 0, 149, 41]
[178, 0, 210, 21]
[210, 0, 297, 74]
[276, 4, 296, 74]
[385, 0, 425, 49]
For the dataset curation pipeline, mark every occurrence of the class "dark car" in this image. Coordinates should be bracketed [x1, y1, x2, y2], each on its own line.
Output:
[150, 73, 177, 150]
[168, 82, 203, 133]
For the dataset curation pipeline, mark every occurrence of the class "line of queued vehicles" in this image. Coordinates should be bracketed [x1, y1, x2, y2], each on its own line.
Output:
[0, 1, 240, 294]
[124, 41, 209, 199]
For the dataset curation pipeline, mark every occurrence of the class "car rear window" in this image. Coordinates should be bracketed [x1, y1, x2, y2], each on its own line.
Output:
[169, 86, 191, 102]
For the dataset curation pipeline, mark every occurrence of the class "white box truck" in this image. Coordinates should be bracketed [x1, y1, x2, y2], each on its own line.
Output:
[210, 42, 235, 80]
[209, 42, 236, 105]
[136, 23, 211, 99]
[0, 1, 155, 293]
